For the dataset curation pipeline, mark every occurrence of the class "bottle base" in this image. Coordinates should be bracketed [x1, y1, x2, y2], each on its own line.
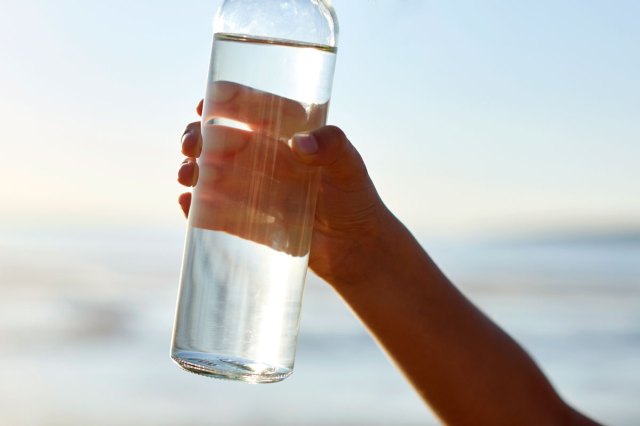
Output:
[171, 351, 292, 384]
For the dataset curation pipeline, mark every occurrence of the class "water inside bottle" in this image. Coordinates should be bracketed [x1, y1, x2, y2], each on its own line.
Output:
[171, 34, 337, 383]
[173, 229, 310, 383]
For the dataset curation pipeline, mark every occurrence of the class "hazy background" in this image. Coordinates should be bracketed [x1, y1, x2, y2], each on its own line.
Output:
[1, 0, 639, 425]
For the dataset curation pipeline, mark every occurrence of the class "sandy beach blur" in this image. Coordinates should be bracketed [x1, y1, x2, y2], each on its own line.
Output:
[1, 227, 638, 425]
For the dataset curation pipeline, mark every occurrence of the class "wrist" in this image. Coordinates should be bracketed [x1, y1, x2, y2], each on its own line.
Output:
[308, 202, 397, 287]
[323, 206, 410, 290]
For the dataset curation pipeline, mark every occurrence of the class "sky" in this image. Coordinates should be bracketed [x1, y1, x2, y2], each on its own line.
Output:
[1, 0, 639, 239]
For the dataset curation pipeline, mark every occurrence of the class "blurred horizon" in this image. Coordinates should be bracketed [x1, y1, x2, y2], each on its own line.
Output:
[1, 222, 639, 425]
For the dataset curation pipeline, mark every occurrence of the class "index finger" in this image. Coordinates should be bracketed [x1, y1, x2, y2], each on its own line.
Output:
[202, 81, 327, 139]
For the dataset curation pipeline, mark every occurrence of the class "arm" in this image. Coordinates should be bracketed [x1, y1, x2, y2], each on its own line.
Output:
[178, 105, 599, 425]
[290, 127, 600, 426]
[327, 209, 597, 425]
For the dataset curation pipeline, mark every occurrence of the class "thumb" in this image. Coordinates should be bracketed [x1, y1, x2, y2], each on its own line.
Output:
[291, 125, 371, 191]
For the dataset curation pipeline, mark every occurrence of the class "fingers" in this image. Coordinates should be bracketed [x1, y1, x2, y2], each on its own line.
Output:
[291, 125, 371, 191]
[178, 120, 201, 188]
[203, 81, 318, 138]
[177, 158, 198, 187]
[178, 192, 191, 218]
[200, 125, 251, 158]
[177, 101, 203, 218]
[182, 121, 202, 157]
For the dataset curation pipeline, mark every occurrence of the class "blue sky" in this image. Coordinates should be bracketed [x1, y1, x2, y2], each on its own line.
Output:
[1, 0, 638, 238]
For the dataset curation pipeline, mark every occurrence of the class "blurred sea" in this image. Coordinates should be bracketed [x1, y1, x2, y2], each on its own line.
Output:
[0, 227, 638, 425]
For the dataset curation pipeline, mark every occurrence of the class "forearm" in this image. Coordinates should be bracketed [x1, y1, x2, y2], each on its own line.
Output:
[330, 210, 592, 425]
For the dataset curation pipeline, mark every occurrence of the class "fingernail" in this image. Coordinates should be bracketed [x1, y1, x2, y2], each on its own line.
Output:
[293, 133, 318, 156]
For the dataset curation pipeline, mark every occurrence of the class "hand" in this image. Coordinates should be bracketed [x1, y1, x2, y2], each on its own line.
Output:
[178, 82, 389, 285]
[177, 84, 600, 426]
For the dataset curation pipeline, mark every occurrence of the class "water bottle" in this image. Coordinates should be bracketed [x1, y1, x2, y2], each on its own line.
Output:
[171, 0, 338, 383]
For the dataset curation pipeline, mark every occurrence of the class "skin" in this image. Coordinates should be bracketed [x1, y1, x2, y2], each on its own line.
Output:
[177, 90, 601, 425]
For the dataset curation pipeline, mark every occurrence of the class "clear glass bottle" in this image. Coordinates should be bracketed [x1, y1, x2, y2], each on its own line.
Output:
[171, 0, 338, 383]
